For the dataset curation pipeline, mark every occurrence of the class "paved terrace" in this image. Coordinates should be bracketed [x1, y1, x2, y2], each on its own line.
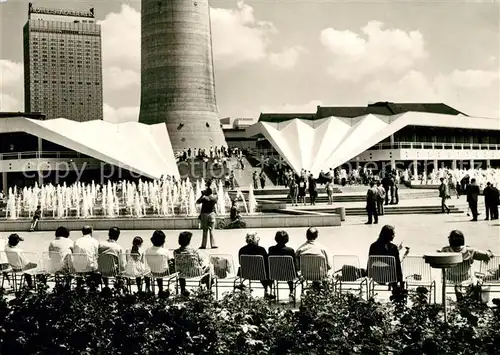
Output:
[1, 212, 498, 304]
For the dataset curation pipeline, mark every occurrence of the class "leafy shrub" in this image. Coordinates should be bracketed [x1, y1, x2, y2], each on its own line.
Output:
[0, 282, 499, 355]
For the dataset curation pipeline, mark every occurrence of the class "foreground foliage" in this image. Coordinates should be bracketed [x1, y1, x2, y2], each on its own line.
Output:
[0, 283, 499, 355]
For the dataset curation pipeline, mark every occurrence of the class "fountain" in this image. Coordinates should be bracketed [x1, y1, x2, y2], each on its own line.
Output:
[217, 180, 226, 215]
[248, 184, 257, 215]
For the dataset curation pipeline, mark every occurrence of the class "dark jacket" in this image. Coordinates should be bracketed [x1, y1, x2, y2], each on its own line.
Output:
[368, 241, 403, 283]
[492, 187, 500, 206]
[466, 183, 480, 204]
[197, 195, 217, 214]
[268, 244, 298, 272]
[238, 244, 269, 278]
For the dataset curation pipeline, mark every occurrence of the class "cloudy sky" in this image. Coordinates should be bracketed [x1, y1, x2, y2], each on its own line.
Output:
[1, 0, 499, 123]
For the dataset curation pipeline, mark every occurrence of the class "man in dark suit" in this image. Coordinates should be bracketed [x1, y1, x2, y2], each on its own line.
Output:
[466, 178, 480, 221]
[490, 183, 499, 220]
[366, 181, 379, 224]
[483, 182, 494, 220]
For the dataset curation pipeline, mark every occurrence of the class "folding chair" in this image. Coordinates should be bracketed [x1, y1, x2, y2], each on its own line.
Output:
[40, 251, 69, 286]
[268, 255, 300, 306]
[0, 251, 13, 290]
[209, 254, 238, 300]
[402, 255, 436, 303]
[443, 261, 474, 299]
[69, 253, 99, 289]
[98, 253, 124, 289]
[332, 255, 368, 298]
[367, 255, 399, 299]
[299, 255, 330, 295]
[4, 251, 42, 292]
[123, 253, 151, 293]
[477, 256, 500, 299]
[238, 255, 268, 295]
[174, 253, 212, 294]
[145, 254, 178, 295]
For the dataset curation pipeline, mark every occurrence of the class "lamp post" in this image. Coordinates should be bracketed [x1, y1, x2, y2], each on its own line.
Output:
[424, 252, 463, 323]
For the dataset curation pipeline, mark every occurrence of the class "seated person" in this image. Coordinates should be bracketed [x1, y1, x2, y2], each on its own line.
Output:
[438, 230, 493, 300]
[238, 232, 274, 299]
[173, 231, 213, 297]
[145, 230, 173, 294]
[5, 234, 40, 288]
[48, 226, 74, 273]
[296, 227, 331, 272]
[98, 227, 126, 287]
[268, 230, 298, 301]
[0, 238, 11, 286]
[368, 225, 409, 296]
[225, 200, 246, 229]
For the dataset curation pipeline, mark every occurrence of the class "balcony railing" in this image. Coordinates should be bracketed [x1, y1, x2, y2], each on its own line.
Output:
[0, 151, 83, 160]
[372, 142, 500, 150]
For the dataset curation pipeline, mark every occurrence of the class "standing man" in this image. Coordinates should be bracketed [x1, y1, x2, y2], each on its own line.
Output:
[376, 181, 386, 216]
[197, 187, 218, 249]
[483, 182, 494, 220]
[491, 183, 500, 220]
[365, 181, 379, 225]
[466, 178, 480, 221]
[439, 177, 451, 214]
[308, 174, 318, 206]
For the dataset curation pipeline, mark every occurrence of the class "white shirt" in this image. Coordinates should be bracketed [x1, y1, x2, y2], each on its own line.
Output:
[48, 237, 74, 271]
[296, 240, 331, 270]
[4, 245, 30, 270]
[73, 234, 99, 271]
[144, 246, 171, 274]
[98, 239, 126, 271]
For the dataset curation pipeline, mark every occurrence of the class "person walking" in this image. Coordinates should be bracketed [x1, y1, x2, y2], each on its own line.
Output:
[376, 181, 386, 216]
[365, 181, 378, 225]
[483, 182, 494, 220]
[439, 177, 451, 214]
[29, 205, 42, 232]
[197, 187, 218, 249]
[466, 178, 480, 221]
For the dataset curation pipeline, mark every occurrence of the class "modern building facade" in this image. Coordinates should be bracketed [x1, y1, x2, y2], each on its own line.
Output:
[243, 102, 500, 175]
[139, 0, 227, 151]
[23, 3, 103, 122]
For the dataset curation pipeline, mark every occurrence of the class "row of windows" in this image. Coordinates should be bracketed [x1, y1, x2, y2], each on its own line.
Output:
[33, 80, 100, 84]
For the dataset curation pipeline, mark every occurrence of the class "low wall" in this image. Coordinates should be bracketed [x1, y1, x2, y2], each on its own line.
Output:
[0, 213, 341, 232]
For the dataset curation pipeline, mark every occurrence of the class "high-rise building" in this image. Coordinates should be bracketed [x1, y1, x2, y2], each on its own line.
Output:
[139, 0, 227, 151]
[23, 3, 103, 122]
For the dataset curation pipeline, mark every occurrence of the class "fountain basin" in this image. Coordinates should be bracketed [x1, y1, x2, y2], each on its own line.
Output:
[424, 253, 463, 269]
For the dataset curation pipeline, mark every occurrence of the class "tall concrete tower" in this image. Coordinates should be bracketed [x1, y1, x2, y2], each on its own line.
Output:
[139, 0, 227, 151]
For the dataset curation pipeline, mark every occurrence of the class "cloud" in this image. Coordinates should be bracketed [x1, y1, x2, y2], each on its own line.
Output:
[364, 69, 499, 118]
[0, 59, 24, 111]
[98, 5, 140, 71]
[321, 21, 427, 81]
[103, 104, 140, 123]
[269, 46, 307, 70]
[211, 1, 276, 67]
[260, 100, 323, 114]
[103, 66, 140, 92]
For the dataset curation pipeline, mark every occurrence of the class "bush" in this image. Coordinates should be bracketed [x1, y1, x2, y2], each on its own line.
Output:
[0, 283, 499, 355]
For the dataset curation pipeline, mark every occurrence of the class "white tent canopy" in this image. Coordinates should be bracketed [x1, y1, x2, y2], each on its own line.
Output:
[246, 112, 500, 176]
[0, 117, 180, 179]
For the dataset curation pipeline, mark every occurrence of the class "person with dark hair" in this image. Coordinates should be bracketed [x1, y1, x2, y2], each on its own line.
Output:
[466, 178, 480, 221]
[73, 225, 98, 272]
[125, 236, 150, 292]
[197, 187, 218, 249]
[145, 230, 172, 294]
[438, 230, 493, 301]
[365, 181, 379, 225]
[368, 225, 409, 301]
[174, 231, 213, 297]
[225, 200, 246, 229]
[238, 232, 274, 299]
[483, 182, 498, 220]
[308, 174, 318, 205]
[29, 205, 42, 232]
[48, 226, 73, 273]
[376, 181, 386, 216]
[296, 227, 331, 271]
[5, 234, 39, 288]
[98, 227, 126, 287]
[297, 177, 307, 206]
[439, 177, 451, 214]
[269, 230, 298, 302]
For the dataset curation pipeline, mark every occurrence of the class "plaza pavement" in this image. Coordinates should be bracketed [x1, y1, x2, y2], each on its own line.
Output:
[1, 206, 498, 304]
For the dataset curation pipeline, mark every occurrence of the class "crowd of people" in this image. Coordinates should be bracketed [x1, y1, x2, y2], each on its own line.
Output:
[0, 225, 496, 304]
